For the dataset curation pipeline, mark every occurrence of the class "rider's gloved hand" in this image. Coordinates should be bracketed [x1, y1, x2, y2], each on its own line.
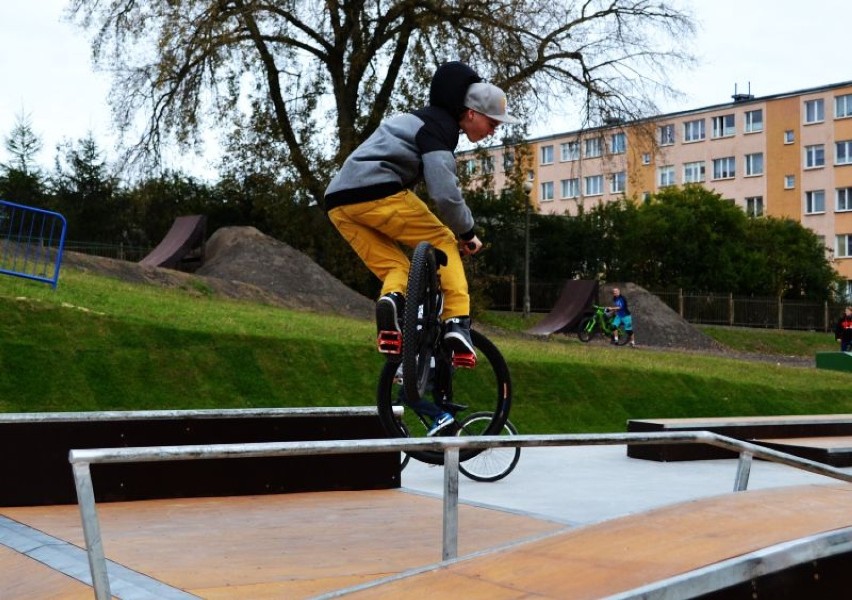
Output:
[459, 234, 482, 256]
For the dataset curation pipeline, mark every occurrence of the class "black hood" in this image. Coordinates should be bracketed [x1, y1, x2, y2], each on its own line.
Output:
[429, 61, 482, 120]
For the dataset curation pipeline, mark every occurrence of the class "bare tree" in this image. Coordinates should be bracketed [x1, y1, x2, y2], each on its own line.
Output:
[67, 0, 694, 201]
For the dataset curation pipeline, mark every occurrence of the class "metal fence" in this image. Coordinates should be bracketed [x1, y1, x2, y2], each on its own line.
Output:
[0, 199, 67, 288]
[63, 240, 152, 262]
[69, 431, 852, 600]
[654, 289, 843, 333]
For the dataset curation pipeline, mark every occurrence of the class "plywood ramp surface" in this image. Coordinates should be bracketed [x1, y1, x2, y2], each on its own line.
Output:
[343, 484, 852, 599]
[1, 489, 562, 599]
[0, 545, 98, 600]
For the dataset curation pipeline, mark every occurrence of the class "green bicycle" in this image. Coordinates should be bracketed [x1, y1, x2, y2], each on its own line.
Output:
[577, 304, 629, 346]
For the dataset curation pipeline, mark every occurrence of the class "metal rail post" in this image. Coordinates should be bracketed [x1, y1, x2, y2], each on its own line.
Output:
[734, 451, 753, 492]
[442, 447, 460, 561]
[72, 461, 111, 600]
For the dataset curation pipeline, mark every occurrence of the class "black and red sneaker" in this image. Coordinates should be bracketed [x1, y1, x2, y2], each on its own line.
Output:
[376, 292, 405, 355]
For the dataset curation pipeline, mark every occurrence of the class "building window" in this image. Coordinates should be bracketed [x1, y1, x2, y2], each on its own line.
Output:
[683, 161, 706, 183]
[837, 234, 852, 258]
[836, 140, 852, 165]
[805, 144, 825, 168]
[837, 187, 852, 212]
[540, 181, 554, 201]
[610, 132, 626, 154]
[642, 153, 652, 165]
[744, 110, 763, 133]
[585, 175, 603, 196]
[463, 159, 476, 175]
[784, 175, 796, 189]
[560, 141, 579, 161]
[684, 119, 705, 142]
[712, 157, 735, 180]
[585, 138, 602, 158]
[805, 190, 826, 214]
[481, 156, 494, 174]
[784, 130, 795, 144]
[502, 151, 514, 172]
[611, 171, 626, 193]
[561, 178, 579, 199]
[805, 98, 825, 123]
[745, 152, 764, 176]
[540, 145, 554, 165]
[658, 165, 675, 187]
[836, 94, 852, 119]
[659, 124, 674, 145]
[711, 114, 735, 138]
[746, 196, 764, 217]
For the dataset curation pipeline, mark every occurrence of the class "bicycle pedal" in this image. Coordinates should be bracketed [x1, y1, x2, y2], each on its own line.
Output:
[377, 331, 402, 354]
[451, 352, 476, 368]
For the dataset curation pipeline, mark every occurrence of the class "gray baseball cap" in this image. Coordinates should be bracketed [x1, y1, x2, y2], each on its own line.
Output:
[463, 82, 520, 124]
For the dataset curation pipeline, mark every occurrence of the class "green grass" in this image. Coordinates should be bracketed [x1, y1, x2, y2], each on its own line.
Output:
[2, 269, 851, 434]
[697, 324, 837, 356]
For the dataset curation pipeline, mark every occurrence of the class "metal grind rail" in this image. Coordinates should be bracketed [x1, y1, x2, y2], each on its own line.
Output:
[69, 431, 852, 600]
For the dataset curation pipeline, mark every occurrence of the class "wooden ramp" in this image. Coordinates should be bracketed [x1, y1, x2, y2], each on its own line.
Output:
[3, 484, 852, 598]
[628, 414, 852, 464]
[753, 435, 852, 467]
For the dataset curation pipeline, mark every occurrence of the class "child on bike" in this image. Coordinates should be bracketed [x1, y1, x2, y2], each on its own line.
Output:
[324, 62, 519, 434]
[609, 287, 635, 346]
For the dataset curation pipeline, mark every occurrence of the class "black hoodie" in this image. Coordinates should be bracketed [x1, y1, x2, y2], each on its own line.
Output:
[324, 62, 481, 239]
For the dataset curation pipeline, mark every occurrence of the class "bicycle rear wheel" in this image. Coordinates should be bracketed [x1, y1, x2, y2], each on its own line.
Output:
[612, 324, 630, 346]
[456, 412, 520, 482]
[377, 329, 512, 466]
[577, 316, 596, 342]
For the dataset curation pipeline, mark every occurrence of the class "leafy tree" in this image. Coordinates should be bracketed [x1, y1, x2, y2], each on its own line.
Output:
[744, 217, 842, 300]
[623, 185, 752, 291]
[50, 134, 123, 242]
[68, 0, 694, 201]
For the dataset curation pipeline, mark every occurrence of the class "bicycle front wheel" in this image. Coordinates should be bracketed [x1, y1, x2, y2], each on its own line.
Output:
[456, 412, 520, 482]
[402, 242, 441, 404]
[377, 329, 512, 466]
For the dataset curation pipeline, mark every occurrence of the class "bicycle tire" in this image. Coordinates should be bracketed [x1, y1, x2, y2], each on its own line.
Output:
[456, 412, 520, 482]
[377, 328, 512, 466]
[613, 324, 630, 346]
[399, 420, 412, 471]
[577, 316, 596, 342]
[402, 242, 441, 404]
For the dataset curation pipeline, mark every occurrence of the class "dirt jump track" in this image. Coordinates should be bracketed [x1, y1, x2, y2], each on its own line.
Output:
[60, 225, 810, 364]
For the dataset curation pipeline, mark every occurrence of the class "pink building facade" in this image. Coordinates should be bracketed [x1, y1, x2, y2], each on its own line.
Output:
[461, 81, 852, 291]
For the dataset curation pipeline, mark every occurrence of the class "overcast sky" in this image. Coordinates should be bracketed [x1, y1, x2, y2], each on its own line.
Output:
[0, 0, 848, 178]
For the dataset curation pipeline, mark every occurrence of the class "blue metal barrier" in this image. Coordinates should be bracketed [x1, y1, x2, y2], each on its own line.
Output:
[0, 199, 68, 288]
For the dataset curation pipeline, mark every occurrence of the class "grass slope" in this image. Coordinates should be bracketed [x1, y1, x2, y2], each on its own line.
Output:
[1, 269, 850, 433]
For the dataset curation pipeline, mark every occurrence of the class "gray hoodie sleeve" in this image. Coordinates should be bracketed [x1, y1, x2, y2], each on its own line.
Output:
[422, 150, 474, 237]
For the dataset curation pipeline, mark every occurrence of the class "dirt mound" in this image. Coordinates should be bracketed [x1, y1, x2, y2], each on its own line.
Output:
[196, 226, 374, 319]
[62, 250, 292, 307]
[61, 227, 374, 319]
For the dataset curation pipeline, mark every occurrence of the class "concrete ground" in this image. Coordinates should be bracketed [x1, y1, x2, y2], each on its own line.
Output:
[400, 444, 849, 525]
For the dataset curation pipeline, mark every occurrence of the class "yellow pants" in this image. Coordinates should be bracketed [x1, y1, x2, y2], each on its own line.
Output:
[328, 190, 470, 319]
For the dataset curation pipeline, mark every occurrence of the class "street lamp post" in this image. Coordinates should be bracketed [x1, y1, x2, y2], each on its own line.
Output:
[522, 181, 532, 318]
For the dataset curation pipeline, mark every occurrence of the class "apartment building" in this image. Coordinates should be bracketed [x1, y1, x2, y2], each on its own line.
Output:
[461, 80, 852, 285]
